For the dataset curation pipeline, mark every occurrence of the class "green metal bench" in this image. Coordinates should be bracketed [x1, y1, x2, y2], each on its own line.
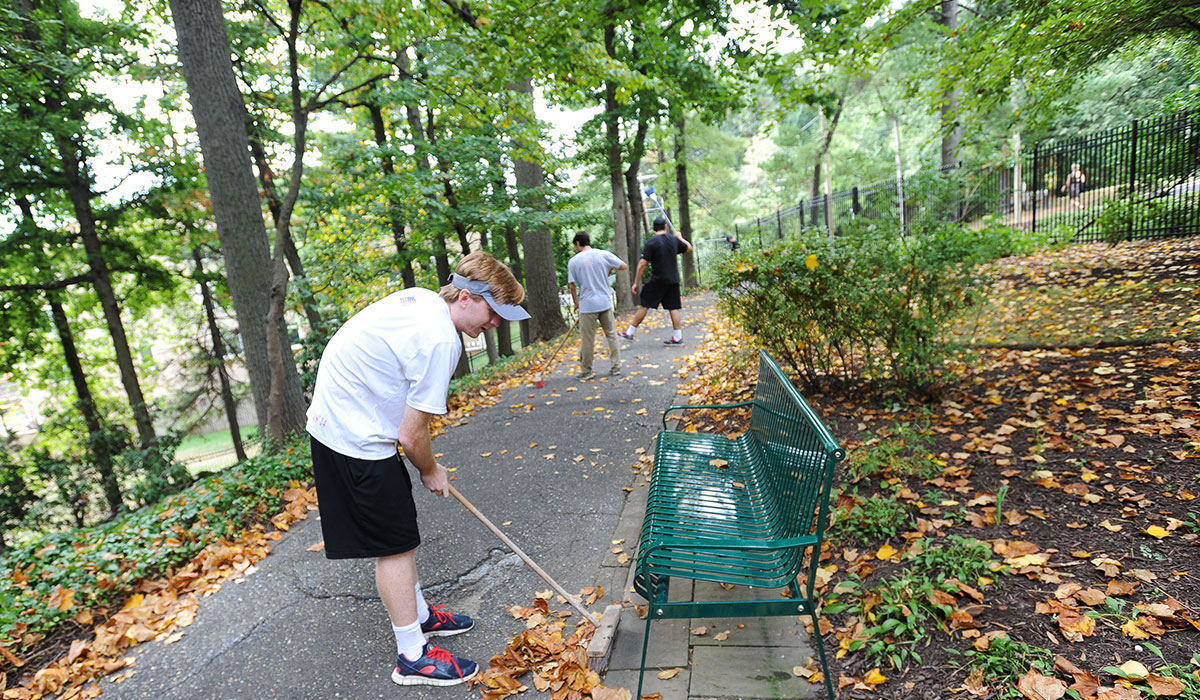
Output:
[632, 349, 844, 699]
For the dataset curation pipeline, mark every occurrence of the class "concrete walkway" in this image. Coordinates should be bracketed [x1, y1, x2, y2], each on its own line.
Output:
[94, 293, 824, 700]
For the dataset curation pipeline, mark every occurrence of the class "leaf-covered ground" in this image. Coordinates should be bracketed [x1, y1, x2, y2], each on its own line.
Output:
[674, 238, 1200, 699]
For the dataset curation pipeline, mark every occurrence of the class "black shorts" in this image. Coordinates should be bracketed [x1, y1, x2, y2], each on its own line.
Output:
[310, 437, 421, 559]
[639, 280, 682, 311]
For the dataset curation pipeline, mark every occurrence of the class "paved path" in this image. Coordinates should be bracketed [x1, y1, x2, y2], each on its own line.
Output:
[98, 293, 823, 700]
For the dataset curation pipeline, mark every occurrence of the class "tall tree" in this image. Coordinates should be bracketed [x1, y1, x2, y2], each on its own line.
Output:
[168, 0, 307, 438]
[2, 0, 159, 449]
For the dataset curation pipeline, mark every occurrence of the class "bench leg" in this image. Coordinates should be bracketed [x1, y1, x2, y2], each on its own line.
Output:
[635, 611, 654, 700]
[807, 606, 835, 700]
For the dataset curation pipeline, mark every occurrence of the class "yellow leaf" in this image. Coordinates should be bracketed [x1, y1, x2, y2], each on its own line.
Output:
[876, 544, 898, 560]
[863, 667, 887, 687]
[1144, 525, 1170, 539]
[657, 668, 681, 680]
[1116, 660, 1149, 680]
[805, 254, 819, 271]
[1121, 618, 1150, 640]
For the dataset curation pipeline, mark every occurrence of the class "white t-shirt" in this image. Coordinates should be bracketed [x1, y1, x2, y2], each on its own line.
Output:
[306, 288, 461, 459]
[567, 248, 623, 314]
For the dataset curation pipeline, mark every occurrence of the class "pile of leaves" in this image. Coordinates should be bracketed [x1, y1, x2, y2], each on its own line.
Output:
[674, 238, 1200, 698]
[473, 590, 629, 700]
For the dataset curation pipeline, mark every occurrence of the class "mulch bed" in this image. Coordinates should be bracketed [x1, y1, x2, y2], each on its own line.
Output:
[677, 239, 1200, 698]
[821, 339, 1200, 698]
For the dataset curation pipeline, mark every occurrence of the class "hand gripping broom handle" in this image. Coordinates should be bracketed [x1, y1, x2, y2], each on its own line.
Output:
[448, 484, 596, 622]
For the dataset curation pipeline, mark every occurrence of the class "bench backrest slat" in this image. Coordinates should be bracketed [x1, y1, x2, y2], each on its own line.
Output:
[747, 351, 845, 551]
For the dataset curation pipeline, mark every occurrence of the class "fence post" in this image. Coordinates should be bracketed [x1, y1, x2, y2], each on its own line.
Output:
[777, 210, 783, 239]
[1128, 119, 1139, 240]
[1032, 140, 1040, 235]
[851, 186, 861, 218]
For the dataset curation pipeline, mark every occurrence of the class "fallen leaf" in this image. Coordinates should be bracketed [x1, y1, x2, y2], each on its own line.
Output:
[1017, 668, 1067, 700]
[1147, 674, 1186, 696]
[1113, 660, 1149, 680]
[863, 667, 887, 688]
[656, 668, 681, 680]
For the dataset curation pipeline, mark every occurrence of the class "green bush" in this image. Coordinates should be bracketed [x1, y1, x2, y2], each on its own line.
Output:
[714, 212, 998, 397]
[1096, 191, 1195, 244]
[0, 438, 309, 654]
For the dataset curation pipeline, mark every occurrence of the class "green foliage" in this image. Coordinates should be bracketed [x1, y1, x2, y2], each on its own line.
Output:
[948, 635, 1056, 698]
[1102, 642, 1200, 694]
[0, 456, 32, 551]
[116, 433, 191, 508]
[714, 175, 1002, 397]
[825, 536, 1000, 670]
[829, 489, 912, 545]
[842, 419, 938, 482]
[0, 438, 309, 654]
[1095, 192, 1198, 244]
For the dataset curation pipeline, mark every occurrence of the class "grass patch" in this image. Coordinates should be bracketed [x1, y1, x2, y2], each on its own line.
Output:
[176, 426, 260, 461]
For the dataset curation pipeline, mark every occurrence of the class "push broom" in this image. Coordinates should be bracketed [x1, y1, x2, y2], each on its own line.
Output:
[531, 318, 578, 388]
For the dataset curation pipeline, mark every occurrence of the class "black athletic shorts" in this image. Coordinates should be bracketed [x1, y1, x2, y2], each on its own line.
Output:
[639, 279, 682, 311]
[310, 437, 421, 559]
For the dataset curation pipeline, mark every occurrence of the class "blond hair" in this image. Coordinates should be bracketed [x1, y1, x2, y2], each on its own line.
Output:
[438, 251, 525, 305]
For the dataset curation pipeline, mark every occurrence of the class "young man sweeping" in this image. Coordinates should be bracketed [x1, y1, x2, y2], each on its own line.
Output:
[306, 251, 529, 686]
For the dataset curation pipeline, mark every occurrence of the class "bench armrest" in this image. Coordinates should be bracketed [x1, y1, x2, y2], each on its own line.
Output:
[661, 401, 754, 429]
[638, 534, 821, 558]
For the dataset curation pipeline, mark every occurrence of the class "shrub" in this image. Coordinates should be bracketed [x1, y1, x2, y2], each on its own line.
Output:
[713, 213, 997, 397]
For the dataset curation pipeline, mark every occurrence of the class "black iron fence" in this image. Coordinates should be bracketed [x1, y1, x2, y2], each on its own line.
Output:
[738, 111, 1200, 245]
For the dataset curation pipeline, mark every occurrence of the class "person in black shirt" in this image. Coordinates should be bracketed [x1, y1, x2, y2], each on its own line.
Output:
[619, 217, 693, 345]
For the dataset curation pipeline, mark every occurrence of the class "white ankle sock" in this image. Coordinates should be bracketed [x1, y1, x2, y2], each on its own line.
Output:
[415, 582, 430, 625]
[672, 329, 682, 341]
[625, 326, 636, 337]
[393, 619, 425, 661]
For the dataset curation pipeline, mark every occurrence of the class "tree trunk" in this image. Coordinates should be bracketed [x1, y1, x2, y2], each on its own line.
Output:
[49, 294, 123, 516]
[674, 115, 698, 288]
[193, 247, 247, 462]
[261, 0, 320, 441]
[509, 77, 565, 342]
[248, 127, 324, 333]
[603, 26, 634, 312]
[501, 221, 524, 354]
[169, 0, 296, 435]
[55, 133, 157, 450]
[940, 0, 963, 170]
[368, 103, 417, 288]
[623, 116, 650, 261]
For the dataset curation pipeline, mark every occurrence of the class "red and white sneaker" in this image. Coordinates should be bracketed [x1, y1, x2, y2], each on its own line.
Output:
[420, 603, 475, 637]
[392, 643, 478, 686]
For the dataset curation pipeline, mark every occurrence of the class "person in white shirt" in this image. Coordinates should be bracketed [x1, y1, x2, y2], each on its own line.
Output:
[567, 232, 628, 380]
[306, 251, 528, 687]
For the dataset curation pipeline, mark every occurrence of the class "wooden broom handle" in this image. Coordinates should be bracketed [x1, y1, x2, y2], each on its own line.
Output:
[448, 484, 596, 622]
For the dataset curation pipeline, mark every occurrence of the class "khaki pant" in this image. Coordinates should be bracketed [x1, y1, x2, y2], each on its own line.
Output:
[579, 309, 620, 374]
